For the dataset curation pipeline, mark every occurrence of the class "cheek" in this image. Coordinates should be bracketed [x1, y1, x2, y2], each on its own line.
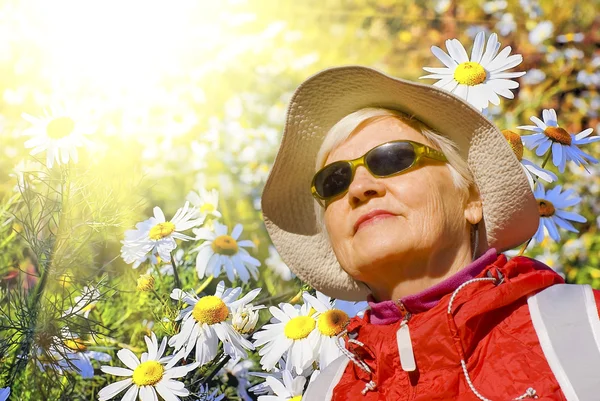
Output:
[390, 170, 464, 234]
[423, 176, 467, 233]
[324, 205, 356, 270]
[324, 206, 348, 245]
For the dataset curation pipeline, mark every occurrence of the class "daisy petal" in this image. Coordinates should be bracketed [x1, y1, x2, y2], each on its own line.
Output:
[480, 33, 500, 66]
[471, 31, 485, 63]
[98, 378, 133, 401]
[431, 46, 458, 68]
[101, 366, 134, 377]
[117, 349, 140, 370]
[121, 385, 139, 401]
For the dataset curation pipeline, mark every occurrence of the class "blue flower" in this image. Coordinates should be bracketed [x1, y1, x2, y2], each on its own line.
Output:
[533, 184, 586, 243]
[0, 387, 10, 401]
[502, 130, 557, 189]
[518, 109, 600, 173]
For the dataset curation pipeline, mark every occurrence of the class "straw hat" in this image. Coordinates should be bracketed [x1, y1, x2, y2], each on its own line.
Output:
[261, 66, 539, 301]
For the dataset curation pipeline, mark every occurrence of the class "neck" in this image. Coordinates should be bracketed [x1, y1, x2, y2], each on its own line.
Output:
[366, 241, 474, 301]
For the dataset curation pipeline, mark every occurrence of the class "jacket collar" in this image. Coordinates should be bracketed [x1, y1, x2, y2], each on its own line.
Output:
[367, 248, 499, 325]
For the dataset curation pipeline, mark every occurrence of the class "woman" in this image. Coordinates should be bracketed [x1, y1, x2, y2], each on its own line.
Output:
[261, 66, 600, 400]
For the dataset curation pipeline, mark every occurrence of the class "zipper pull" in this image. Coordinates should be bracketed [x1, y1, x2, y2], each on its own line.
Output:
[396, 317, 416, 372]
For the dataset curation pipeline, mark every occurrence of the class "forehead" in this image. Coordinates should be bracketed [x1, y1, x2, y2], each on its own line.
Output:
[326, 117, 431, 163]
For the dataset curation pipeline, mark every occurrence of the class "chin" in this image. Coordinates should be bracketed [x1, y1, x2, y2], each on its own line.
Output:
[353, 233, 412, 265]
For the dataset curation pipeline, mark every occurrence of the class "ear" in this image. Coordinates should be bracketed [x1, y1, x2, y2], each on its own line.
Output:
[464, 184, 483, 225]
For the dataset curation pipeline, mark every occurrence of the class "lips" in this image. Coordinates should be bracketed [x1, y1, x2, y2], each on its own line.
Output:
[354, 209, 397, 233]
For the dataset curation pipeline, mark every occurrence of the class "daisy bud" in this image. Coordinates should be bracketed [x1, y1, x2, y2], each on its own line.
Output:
[232, 305, 260, 334]
[137, 274, 155, 292]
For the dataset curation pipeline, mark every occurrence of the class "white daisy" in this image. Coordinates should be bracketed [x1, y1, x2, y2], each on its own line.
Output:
[501, 129, 557, 189]
[35, 330, 111, 379]
[517, 109, 600, 173]
[302, 292, 368, 370]
[169, 281, 261, 366]
[21, 104, 95, 168]
[248, 369, 284, 396]
[0, 387, 9, 401]
[145, 248, 184, 276]
[521, 68, 546, 85]
[496, 12, 516, 36]
[191, 222, 260, 283]
[121, 201, 204, 267]
[434, 0, 451, 14]
[529, 20, 554, 45]
[99, 332, 199, 401]
[557, 32, 585, 43]
[253, 302, 320, 375]
[220, 357, 255, 401]
[186, 187, 222, 220]
[420, 31, 525, 111]
[231, 303, 262, 335]
[532, 184, 586, 243]
[482, 0, 507, 14]
[58, 333, 112, 379]
[265, 245, 295, 281]
[257, 370, 306, 401]
[193, 384, 225, 401]
[9, 159, 45, 191]
[126, 250, 160, 270]
[62, 286, 101, 319]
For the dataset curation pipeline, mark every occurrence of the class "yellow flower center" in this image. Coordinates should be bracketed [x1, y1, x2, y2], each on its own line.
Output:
[284, 316, 316, 340]
[211, 235, 239, 256]
[543, 126, 572, 145]
[149, 222, 176, 240]
[200, 203, 216, 213]
[562, 33, 578, 41]
[137, 274, 155, 292]
[46, 117, 75, 139]
[317, 309, 350, 337]
[132, 361, 164, 386]
[501, 130, 524, 161]
[80, 303, 96, 314]
[289, 396, 302, 401]
[454, 62, 487, 86]
[192, 296, 229, 325]
[64, 338, 87, 352]
[537, 199, 556, 217]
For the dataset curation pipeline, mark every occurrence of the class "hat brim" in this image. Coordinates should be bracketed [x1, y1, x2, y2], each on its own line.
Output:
[262, 66, 539, 301]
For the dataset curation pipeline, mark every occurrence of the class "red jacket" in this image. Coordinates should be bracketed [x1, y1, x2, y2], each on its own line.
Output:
[328, 254, 600, 400]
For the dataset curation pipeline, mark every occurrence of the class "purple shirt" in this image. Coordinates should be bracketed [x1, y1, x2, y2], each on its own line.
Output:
[367, 248, 499, 325]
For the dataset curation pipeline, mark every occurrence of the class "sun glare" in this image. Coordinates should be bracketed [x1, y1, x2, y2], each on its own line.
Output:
[13, 0, 242, 110]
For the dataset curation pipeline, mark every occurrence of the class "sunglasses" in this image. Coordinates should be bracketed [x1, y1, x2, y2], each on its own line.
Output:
[311, 140, 447, 206]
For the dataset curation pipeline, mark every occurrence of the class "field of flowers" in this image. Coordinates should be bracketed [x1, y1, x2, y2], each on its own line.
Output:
[1, 0, 600, 400]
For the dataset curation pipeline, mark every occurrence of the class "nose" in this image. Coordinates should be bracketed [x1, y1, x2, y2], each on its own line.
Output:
[347, 166, 386, 206]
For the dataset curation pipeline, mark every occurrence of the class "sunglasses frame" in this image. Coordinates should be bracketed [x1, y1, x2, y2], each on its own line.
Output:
[311, 140, 448, 207]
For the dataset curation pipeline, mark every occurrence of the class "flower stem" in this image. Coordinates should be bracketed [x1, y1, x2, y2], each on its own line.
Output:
[153, 262, 164, 280]
[151, 288, 169, 308]
[540, 150, 552, 169]
[8, 163, 72, 386]
[517, 238, 532, 256]
[199, 354, 231, 388]
[170, 251, 182, 290]
[195, 275, 214, 295]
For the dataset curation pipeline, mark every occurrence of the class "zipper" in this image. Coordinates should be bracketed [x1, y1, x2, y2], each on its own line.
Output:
[396, 312, 416, 372]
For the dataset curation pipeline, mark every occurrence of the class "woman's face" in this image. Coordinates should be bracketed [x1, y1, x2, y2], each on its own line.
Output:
[323, 117, 481, 288]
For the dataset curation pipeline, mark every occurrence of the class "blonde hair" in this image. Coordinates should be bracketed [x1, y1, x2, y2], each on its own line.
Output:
[315, 107, 475, 232]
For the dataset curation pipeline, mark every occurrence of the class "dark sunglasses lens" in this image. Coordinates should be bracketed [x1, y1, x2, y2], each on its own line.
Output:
[315, 162, 353, 198]
[366, 142, 416, 176]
